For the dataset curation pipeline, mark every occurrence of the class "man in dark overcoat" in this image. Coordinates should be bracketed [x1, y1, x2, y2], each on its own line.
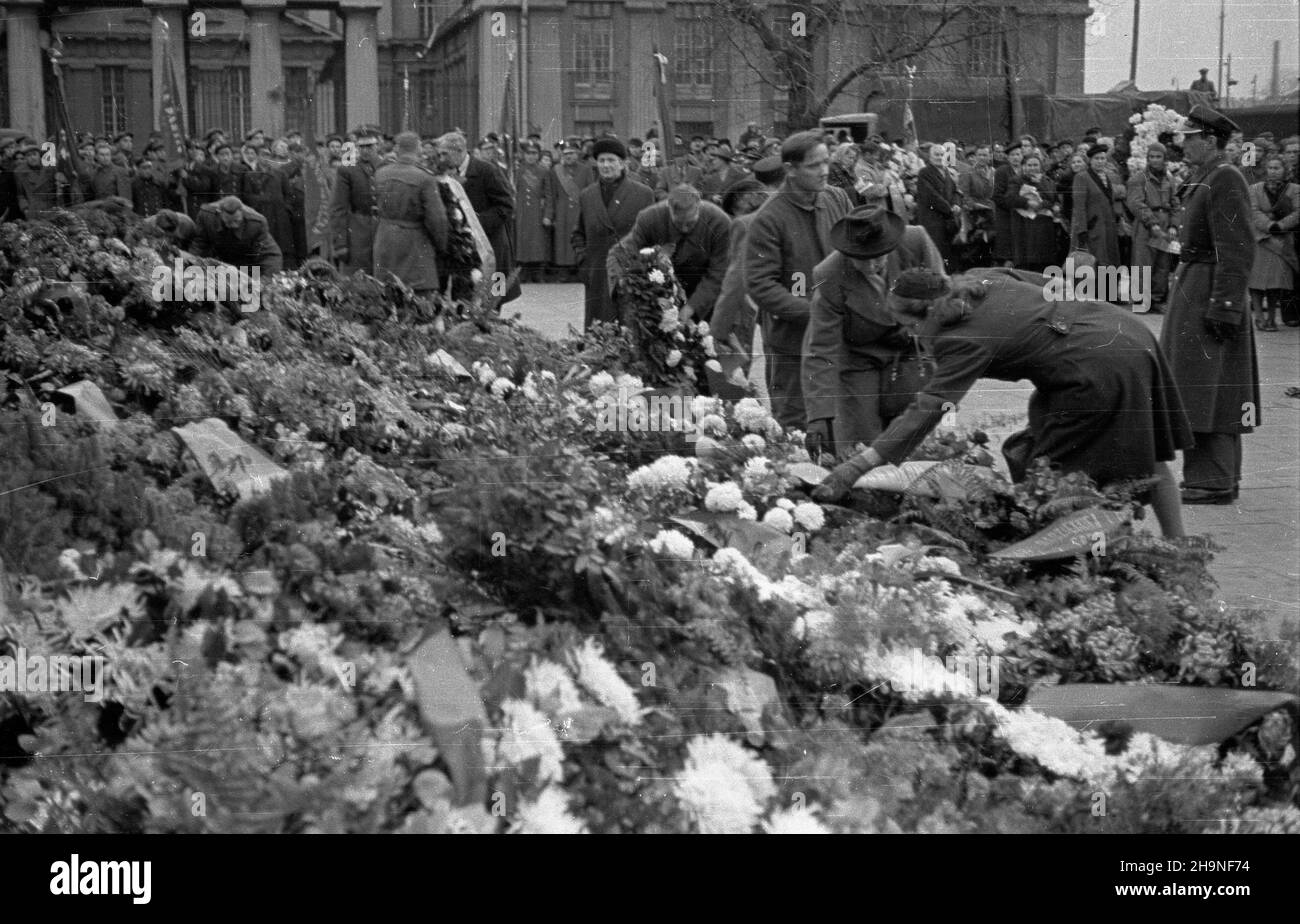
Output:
[329, 127, 381, 275]
[372, 132, 449, 294]
[1159, 105, 1258, 504]
[514, 141, 554, 283]
[549, 142, 595, 281]
[572, 137, 655, 329]
[437, 131, 518, 303]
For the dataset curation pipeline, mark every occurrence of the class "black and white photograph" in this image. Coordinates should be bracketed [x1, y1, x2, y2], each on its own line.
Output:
[0, 0, 1298, 876]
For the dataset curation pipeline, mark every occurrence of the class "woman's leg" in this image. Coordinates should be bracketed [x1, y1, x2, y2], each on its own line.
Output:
[1151, 461, 1186, 538]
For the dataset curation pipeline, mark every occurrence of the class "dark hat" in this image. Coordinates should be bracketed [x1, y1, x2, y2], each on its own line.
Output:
[591, 137, 628, 159]
[204, 128, 225, 140]
[721, 178, 766, 216]
[752, 155, 784, 184]
[1087, 143, 1110, 158]
[562, 140, 581, 152]
[325, 134, 343, 145]
[829, 205, 906, 259]
[353, 126, 381, 142]
[216, 195, 244, 213]
[114, 131, 134, 141]
[1199, 67, 1209, 74]
[1178, 105, 1240, 138]
[892, 268, 950, 300]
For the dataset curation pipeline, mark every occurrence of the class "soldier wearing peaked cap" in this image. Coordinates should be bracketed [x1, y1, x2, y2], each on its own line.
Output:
[1159, 105, 1259, 505]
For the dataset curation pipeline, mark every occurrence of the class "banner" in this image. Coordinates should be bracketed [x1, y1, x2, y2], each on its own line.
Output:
[653, 47, 675, 158]
[45, 36, 85, 204]
[157, 17, 189, 166]
[498, 47, 516, 182]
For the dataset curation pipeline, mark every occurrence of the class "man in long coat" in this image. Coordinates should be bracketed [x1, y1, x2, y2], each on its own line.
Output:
[329, 127, 381, 275]
[549, 142, 594, 281]
[1159, 106, 1258, 505]
[744, 131, 853, 430]
[514, 141, 554, 283]
[372, 132, 449, 294]
[437, 131, 518, 303]
[571, 137, 655, 329]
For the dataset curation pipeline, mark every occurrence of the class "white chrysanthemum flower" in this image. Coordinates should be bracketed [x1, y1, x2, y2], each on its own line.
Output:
[690, 396, 724, 419]
[792, 608, 836, 641]
[417, 521, 445, 545]
[762, 507, 795, 533]
[698, 413, 727, 437]
[986, 701, 1111, 784]
[792, 502, 825, 532]
[568, 639, 642, 724]
[647, 268, 666, 284]
[705, 359, 723, 373]
[761, 575, 822, 607]
[627, 455, 696, 493]
[57, 583, 142, 640]
[613, 373, 644, 392]
[733, 398, 773, 432]
[279, 623, 346, 677]
[702, 335, 716, 357]
[675, 734, 777, 834]
[704, 481, 745, 513]
[649, 529, 695, 560]
[470, 268, 484, 283]
[490, 376, 516, 398]
[695, 321, 710, 336]
[736, 501, 757, 520]
[665, 349, 682, 367]
[970, 615, 1024, 654]
[925, 555, 962, 576]
[764, 806, 831, 834]
[639, 247, 656, 256]
[497, 699, 565, 783]
[659, 305, 680, 332]
[524, 659, 584, 716]
[775, 497, 795, 511]
[740, 434, 766, 452]
[588, 371, 616, 396]
[863, 646, 977, 702]
[512, 786, 588, 834]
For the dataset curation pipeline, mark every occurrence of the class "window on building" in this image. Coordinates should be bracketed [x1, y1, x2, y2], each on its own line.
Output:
[676, 120, 714, 142]
[413, 69, 438, 136]
[965, 13, 1004, 77]
[673, 4, 713, 100]
[572, 3, 613, 99]
[100, 66, 129, 136]
[193, 68, 251, 141]
[415, 0, 438, 37]
[574, 120, 615, 141]
[284, 67, 314, 142]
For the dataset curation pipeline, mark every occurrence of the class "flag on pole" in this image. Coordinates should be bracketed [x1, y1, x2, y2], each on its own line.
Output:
[45, 33, 85, 203]
[499, 45, 517, 183]
[157, 16, 189, 166]
[652, 46, 675, 161]
[901, 102, 917, 152]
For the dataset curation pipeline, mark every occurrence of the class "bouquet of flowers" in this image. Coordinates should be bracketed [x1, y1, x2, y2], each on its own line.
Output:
[436, 176, 489, 301]
[1127, 104, 1189, 175]
[610, 245, 718, 391]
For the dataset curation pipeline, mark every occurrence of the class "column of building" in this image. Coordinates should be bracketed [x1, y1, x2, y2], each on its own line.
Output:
[340, 0, 382, 130]
[4, 0, 46, 138]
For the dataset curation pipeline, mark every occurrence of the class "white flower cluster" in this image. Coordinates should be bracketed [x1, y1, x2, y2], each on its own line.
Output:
[648, 528, 696, 560]
[763, 805, 831, 834]
[568, 638, 642, 724]
[984, 700, 1112, 785]
[674, 734, 777, 833]
[494, 698, 566, 783]
[647, 268, 666, 285]
[733, 398, 778, 435]
[524, 658, 585, 716]
[626, 455, 697, 493]
[1127, 103, 1188, 175]
[278, 623, 349, 681]
[511, 786, 588, 834]
[860, 646, 979, 702]
[704, 480, 746, 513]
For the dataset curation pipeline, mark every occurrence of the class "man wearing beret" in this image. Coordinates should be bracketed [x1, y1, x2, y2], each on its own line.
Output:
[191, 195, 284, 276]
[572, 136, 655, 327]
[1160, 105, 1258, 505]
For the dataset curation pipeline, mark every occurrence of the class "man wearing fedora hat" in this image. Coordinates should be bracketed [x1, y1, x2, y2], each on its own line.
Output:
[1160, 104, 1258, 505]
[803, 203, 942, 460]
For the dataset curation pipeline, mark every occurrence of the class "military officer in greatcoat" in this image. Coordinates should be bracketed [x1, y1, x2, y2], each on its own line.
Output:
[514, 141, 554, 283]
[329, 126, 382, 275]
[1159, 105, 1259, 505]
[191, 196, 284, 276]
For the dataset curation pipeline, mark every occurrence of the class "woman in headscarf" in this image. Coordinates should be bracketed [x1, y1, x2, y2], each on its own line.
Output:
[811, 268, 1192, 539]
[1247, 154, 1300, 330]
[1004, 152, 1060, 273]
[1070, 144, 1123, 271]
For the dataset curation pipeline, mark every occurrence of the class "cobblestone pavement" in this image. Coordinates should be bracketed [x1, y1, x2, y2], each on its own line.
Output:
[509, 282, 1300, 634]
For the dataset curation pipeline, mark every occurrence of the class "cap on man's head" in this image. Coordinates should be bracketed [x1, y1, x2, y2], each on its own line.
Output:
[1178, 105, 1240, 139]
[1199, 67, 1209, 74]
[1087, 143, 1110, 158]
[892, 268, 950, 300]
[354, 127, 381, 145]
[752, 155, 784, 185]
[216, 196, 244, 214]
[394, 131, 421, 155]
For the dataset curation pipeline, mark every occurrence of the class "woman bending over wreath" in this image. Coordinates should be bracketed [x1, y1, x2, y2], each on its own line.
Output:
[811, 267, 1193, 538]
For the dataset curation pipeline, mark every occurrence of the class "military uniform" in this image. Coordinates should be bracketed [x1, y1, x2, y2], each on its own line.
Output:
[191, 201, 284, 275]
[372, 156, 449, 293]
[329, 158, 379, 274]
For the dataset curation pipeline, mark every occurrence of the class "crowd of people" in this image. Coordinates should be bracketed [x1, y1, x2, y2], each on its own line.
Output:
[0, 104, 1294, 519]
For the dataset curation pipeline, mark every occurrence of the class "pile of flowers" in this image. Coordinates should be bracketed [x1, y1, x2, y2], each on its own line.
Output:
[1127, 103, 1192, 176]
[0, 205, 1297, 834]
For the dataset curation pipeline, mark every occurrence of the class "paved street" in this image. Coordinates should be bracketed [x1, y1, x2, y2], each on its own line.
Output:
[509, 281, 1300, 634]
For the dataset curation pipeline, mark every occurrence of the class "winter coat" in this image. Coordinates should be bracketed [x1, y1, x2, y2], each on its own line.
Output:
[330, 160, 379, 274]
[1247, 180, 1299, 290]
[1126, 167, 1182, 266]
[1070, 169, 1123, 266]
[514, 162, 554, 264]
[372, 157, 449, 293]
[549, 161, 594, 266]
[915, 163, 960, 268]
[459, 157, 516, 297]
[572, 174, 655, 328]
[608, 199, 731, 319]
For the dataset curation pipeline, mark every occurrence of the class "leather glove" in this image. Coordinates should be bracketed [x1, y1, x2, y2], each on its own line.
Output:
[1269, 222, 1282, 235]
[811, 450, 880, 504]
[1203, 316, 1238, 342]
[804, 418, 835, 462]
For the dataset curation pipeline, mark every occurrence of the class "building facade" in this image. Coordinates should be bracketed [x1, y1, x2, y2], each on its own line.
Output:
[1, 0, 1093, 146]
